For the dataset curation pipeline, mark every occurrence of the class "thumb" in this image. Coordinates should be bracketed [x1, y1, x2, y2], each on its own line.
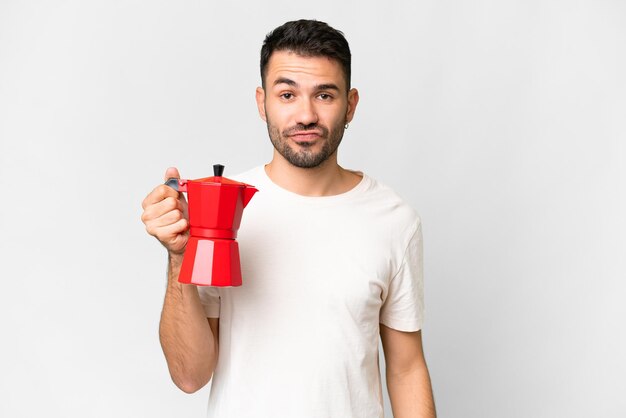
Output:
[164, 166, 180, 182]
[164, 167, 188, 206]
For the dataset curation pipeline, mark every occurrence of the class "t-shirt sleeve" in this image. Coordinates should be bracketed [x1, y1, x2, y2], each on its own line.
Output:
[380, 222, 424, 332]
[197, 286, 221, 318]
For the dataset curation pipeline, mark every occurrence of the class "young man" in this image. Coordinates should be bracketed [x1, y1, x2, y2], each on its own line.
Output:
[141, 20, 436, 418]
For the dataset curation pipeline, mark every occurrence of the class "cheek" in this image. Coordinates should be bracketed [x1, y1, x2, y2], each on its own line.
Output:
[323, 108, 347, 128]
[266, 105, 293, 128]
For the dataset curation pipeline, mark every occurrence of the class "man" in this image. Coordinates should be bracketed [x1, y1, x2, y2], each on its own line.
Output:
[141, 19, 436, 418]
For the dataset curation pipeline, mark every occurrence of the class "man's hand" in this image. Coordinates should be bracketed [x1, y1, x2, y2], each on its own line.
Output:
[141, 167, 189, 255]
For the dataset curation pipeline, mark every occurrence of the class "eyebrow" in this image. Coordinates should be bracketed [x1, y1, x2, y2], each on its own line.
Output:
[273, 77, 341, 92]
[316, 83, 340, 92]
[274, 77, 298, 87]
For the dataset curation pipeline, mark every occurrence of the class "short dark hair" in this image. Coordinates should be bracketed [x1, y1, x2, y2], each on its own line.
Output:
[260, 19, 352, 90]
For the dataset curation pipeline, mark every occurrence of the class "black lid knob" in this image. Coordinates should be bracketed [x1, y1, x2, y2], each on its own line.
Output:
[213, 164, 225, 177]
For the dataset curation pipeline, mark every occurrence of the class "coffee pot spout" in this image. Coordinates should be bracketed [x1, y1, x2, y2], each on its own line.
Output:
[242, 186, 258, 208]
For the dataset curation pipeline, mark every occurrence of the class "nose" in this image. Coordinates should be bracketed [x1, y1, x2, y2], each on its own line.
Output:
[295, 98, 318, 126]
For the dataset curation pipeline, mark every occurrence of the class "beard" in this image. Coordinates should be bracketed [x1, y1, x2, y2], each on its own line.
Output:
[265, 115, 346, 169]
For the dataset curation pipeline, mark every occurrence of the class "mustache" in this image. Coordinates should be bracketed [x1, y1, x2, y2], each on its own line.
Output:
[283, 124, 329, 137]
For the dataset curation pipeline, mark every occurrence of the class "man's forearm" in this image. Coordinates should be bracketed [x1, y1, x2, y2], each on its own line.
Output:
[159, 253, 217, 393]
[387, 362, 436, 418]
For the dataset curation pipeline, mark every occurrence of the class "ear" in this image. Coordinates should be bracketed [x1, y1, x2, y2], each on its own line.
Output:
[256, 87, 267, 122]
[345, 88, 359, 124]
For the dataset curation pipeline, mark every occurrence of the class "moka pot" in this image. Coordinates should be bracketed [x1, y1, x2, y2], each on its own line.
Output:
[166, 164, 258, 286]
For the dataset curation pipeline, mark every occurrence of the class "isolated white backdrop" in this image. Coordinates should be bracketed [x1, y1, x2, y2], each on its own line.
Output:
[1, 1, 624, 417]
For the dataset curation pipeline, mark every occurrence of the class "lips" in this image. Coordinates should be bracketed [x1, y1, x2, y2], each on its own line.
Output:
[284, 124, 328, 143]
[290, 132, 321, 140]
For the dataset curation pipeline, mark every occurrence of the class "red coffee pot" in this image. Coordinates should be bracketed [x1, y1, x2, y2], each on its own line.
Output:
[166, 164, 258, 287]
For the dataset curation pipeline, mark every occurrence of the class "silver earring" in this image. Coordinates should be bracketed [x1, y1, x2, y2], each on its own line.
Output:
[344, 123, 349, 130]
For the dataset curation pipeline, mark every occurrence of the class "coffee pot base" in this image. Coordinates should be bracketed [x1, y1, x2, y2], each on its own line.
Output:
[178, 237, 243, 287]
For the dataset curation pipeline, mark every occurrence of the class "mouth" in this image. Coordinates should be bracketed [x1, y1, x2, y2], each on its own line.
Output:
[289, 132, 322, 143]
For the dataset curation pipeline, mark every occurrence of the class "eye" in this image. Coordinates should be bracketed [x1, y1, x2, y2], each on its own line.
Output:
[318, 93, 333, 100]
[280, 92, 294, 100]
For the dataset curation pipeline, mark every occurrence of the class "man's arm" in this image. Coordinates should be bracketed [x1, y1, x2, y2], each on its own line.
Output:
[380, 324, 436, 418]
[159, 253, 219, 393]
[141, 167, 219, 393]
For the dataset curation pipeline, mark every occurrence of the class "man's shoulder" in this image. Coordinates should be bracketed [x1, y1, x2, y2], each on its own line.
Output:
[359, 173, 421, 229]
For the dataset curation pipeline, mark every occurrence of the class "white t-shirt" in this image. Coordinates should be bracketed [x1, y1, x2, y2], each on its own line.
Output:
[198, 166, 424, 418]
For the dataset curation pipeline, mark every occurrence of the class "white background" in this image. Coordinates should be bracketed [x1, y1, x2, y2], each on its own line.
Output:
[1, 1, 624, 417]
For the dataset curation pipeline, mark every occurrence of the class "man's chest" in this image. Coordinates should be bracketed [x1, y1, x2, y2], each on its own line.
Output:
[231, 203, 398, 326]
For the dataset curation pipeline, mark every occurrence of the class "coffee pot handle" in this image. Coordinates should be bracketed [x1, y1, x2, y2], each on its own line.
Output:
[165, 178, 188, 192]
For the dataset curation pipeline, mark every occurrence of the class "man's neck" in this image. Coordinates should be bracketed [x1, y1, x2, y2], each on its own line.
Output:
[264, 153, 362, 197]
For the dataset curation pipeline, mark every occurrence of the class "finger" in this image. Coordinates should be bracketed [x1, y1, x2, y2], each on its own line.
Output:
[163, 167, 188, 205]
[147, 218, 189, 241]
[145, 208, 184, 229]
[141, 196, 186, 223]
[164, 167, 180, 182]
[142, 184, 180, 209]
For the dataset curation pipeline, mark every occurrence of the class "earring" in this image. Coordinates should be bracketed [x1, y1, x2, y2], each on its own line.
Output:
[344, 123, 349, 130]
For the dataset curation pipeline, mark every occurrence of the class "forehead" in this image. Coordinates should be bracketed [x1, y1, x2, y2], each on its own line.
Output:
[265, 51, 346, 91]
